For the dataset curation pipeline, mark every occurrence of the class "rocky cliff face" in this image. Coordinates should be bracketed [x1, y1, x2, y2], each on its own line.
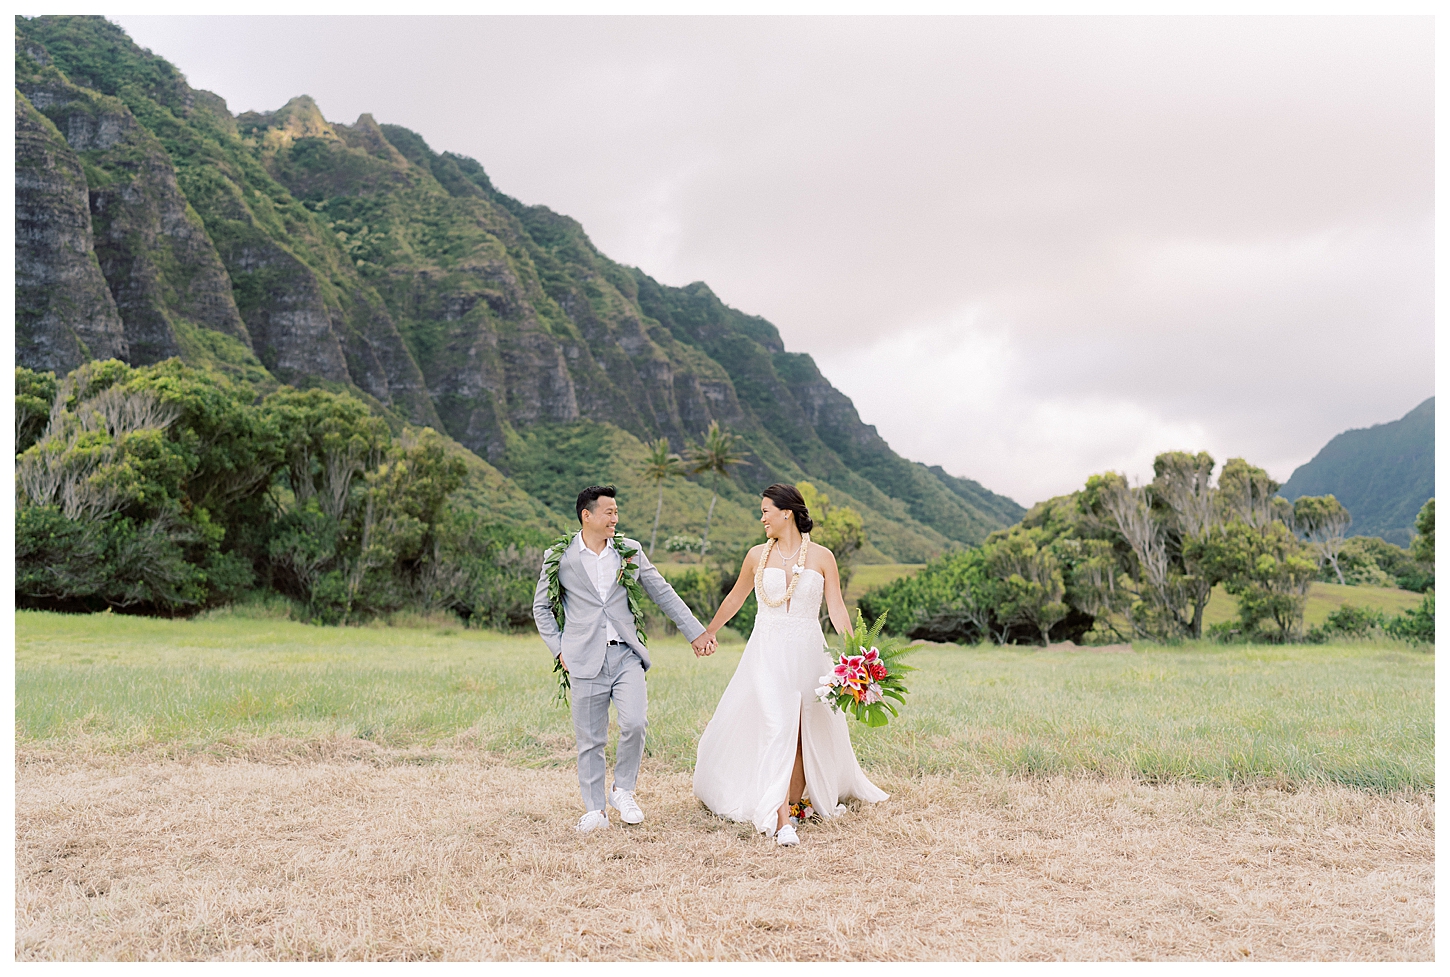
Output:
[16, 19, 439, 424]
[13, 15, 1025, 557]
[14, 88, 127, 372]
[18, 62, 251, 366]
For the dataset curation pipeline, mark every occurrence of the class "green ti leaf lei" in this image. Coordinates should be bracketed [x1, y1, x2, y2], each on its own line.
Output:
[543, 531, 651, 705]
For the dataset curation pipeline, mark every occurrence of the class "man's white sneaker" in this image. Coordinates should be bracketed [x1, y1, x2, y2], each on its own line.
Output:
[576, 810, 609, 834]
[775, 824, 800, 847]
[609, 787, 644, 824]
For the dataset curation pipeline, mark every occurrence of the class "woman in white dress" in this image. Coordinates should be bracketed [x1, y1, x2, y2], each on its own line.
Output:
[692, 483, 888, 846]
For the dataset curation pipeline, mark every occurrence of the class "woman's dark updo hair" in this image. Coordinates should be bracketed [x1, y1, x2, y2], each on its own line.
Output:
[762, 483, 814, 534]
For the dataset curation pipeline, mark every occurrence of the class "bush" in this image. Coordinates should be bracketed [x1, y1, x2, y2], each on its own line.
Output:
[1204, 621, 1248, 643]
[1386, 593, 1434, 644]
[1334, 535, 1433, 592]
[666, 566, 721, 627]
[1305, 603, 1387, 643]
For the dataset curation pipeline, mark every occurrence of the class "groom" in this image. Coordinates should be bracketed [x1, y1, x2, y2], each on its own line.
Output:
[533, 485, 716, 833]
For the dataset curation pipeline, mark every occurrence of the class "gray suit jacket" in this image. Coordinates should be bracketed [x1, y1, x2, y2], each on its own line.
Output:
[532, 534, 707, 680]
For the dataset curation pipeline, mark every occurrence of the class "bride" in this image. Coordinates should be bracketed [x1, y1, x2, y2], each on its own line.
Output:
[692, 483, 888, 846]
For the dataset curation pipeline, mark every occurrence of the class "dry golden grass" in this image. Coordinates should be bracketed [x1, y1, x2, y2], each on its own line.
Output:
[16, 745, 1432, 961]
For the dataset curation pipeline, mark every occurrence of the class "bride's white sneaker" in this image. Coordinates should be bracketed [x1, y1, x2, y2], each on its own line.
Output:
[775, 824, 800, 847]
[609, 787, 644, 824]
[575, 810, 609, 834]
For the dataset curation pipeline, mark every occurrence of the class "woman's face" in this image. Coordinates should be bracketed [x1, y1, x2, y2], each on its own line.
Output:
[760, 498, 792, 539]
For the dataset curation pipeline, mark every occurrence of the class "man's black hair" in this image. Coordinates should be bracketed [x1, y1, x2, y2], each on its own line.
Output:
[576, 485, 617, 523]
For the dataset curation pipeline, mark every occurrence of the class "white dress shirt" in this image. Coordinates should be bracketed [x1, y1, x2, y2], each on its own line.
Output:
[575, 533, 622, 643]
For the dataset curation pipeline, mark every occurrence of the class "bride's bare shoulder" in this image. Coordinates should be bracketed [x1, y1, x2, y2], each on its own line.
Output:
[806, 541, 838, 565]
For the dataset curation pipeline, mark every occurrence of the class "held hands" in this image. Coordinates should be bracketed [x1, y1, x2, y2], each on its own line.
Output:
[691, 631, 718, 657]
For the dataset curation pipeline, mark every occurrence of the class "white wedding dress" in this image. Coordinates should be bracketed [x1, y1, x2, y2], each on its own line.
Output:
[693, 566, 888, 834]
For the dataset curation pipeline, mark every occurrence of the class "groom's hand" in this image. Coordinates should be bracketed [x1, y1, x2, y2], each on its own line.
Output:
[691, 632, 717, 657]
[556, 654, 569, 673]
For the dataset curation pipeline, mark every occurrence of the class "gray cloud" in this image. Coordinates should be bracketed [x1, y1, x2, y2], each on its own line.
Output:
[114, 15, 1434, 505]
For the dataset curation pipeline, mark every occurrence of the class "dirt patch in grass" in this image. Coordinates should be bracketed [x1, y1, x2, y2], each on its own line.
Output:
[16, 749, 1432, 961]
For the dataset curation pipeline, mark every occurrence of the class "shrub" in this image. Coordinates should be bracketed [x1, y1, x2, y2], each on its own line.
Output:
[1305, 603, 1387, 643]
[1386, 593, 1434, 644]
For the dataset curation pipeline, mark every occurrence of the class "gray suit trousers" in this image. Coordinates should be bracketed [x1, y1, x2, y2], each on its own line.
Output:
[570, 641, 647, 812]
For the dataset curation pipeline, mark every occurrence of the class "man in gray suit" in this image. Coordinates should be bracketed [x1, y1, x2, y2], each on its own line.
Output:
[533, 485, 717, 833]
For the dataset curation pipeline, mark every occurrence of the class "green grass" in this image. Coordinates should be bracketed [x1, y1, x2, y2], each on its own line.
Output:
[1201, 581, 1427, 629]
[15, 610, 1433, 791]
[845, 563, 924, 602]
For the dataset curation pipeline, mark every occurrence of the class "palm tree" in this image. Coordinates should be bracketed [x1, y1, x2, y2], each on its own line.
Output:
[639, 437, 685, 558]
[688, 421, 745, 559]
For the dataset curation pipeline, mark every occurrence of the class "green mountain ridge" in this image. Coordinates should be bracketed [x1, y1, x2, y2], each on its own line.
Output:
[13, 15, 1025, 558]
[1280, 397, 1434, 548]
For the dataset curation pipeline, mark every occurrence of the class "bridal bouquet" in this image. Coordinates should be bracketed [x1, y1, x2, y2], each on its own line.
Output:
[817, 609, 915, 727]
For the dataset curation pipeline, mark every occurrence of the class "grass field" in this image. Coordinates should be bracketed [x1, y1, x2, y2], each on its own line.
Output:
[14, 610, 1434, 960]
[16, 610, 1432, 790]
[1201, 581, 1426, 630]
[845, 563, 925, 601]
[17, 762, 1432, 960]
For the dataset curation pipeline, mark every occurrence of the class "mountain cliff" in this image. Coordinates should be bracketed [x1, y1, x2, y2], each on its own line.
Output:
[13, 15, 1025, 559]
[1280, 397, 1434, 548]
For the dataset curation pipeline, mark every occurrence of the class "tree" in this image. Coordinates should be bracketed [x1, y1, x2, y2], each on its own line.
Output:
[1093, 473, 1185, 639]
[857, 547, 1000, 644]
[14, 359, 275, 613]
[1217, 458, 1281, 529]
[1411, 498, 1434, 566]
[638, 437, 685, 558]
[1061, 536, 1132, 641]
[687, 421, 744, 558]
[15, 366, 58, 454]
[264, 388, 390, 521]
[263, 388, 394, 615]
[1188, 520, 1316, 641]
[981, 527, 1068, 645]
[1152, 451, 1218, 536]
[797, 481, 866, 592]
[1151, 451, 1221, 637]
[1292, 494, 1352, 584]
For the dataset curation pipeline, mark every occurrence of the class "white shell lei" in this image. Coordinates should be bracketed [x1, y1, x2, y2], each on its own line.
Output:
[754, 533, 811, 607]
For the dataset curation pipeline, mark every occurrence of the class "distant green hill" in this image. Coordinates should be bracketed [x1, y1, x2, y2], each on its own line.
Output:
[1280, 398, 1434, 547]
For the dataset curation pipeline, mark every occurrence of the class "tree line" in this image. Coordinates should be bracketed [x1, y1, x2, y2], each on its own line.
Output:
[15, 361, 548, 626]
[19, 362, 1429, 646]
[860, 451, 1434, 646]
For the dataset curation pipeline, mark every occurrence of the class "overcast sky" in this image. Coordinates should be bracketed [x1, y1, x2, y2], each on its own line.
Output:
[113, 15, 1434, 507]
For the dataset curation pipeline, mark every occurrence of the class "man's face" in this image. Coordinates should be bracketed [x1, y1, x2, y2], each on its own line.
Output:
[583, 497, 619, 534]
